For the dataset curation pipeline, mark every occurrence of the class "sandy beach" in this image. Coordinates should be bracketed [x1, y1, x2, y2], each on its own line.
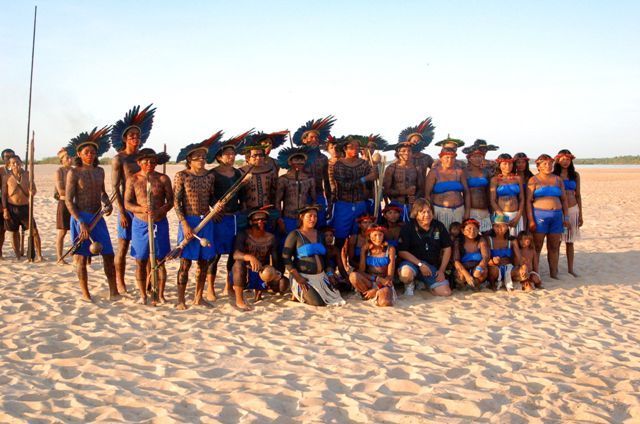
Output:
[0, 165, 639, 423]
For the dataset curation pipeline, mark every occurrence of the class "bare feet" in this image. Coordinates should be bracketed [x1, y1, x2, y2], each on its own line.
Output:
[137, 297, 147, 305]
[109, 292, 121, 301]
[235, 299, 253, 311]
[569, 271, 579, 277]
[550, 274, 560, 280]
[117, 284, 128, 294]
[192, 297, 211, 307]
[158, 296, 167, 304]
[35, 255, 44, 262]
[205, 291, 217, 302]
[176, 302, 188, 310]
[81, 294, 93, 303]
[57, 259, 69, 265]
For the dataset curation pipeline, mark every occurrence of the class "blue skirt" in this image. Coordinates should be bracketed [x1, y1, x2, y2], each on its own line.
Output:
[130, 216, 170, 260]
[333, 200, 368, 239]
[70, 211, 114, 257]
[213, 214, 238, 255]
[116, 210, 134, 241]
[177, 215, 216, 260]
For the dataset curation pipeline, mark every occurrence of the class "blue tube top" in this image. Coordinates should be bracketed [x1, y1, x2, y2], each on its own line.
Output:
[297, 243, 327, 258]
[467, 177, 489, 189]
[433, 180, 464, 194]
[496, 183, 520, 197]
[461, 251, 482, 263]
[564, 179, 577, 191]
[491, 248, 512, 258]
[366, 255, 390, 267]
[533, 185, 562, 199]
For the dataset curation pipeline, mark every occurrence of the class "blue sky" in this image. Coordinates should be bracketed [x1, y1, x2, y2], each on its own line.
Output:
[1, 0, 639, 160]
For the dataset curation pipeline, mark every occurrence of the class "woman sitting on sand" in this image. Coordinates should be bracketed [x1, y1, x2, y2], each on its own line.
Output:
[282, 205, 346, 306]
[453, 219, 490, 290]
[487, 214, 523, 291]
[526, 155, 569, 280]
[554, 149, 583, 277]
[343, 226, 396, 306]
[348, 214, 375, 265]
[490, 153, 525, 237]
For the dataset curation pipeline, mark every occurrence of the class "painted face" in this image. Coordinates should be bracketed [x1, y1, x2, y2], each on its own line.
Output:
[408, 134, 422, 145]
[397, 146, 412, 162]
[467, 151, 485, 167]
[499, 161, 513, 174]
[248, 149, 265, 166]
[359, 219, 374, 231]
[189, 150, 207, 170]
[369, 230, 385, 246]
[557, 155, 572, 168]
[344, 142, 359, 159]
[301, 210, 318, 228]
[384, 209, 401, 223]
[218, 147, 236, 165]
[138, 157, 157, 174]
[79, 145, 97, 166]
[124, 127, 141, 150]
[416, 207, 433, 228]
[303, 131, 320, 147]
[462, 223, 479, 239]
[493, 223, 509, 237]
[250, 213, 268, 231]
[290, 156, 306, 171]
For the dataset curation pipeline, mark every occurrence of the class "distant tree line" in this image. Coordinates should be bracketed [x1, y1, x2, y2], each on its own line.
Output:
[35, 156, 248, 166]
[574, 155, 640, 165]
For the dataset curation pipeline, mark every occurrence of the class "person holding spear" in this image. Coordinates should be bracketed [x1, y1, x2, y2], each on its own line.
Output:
[124, 148, 172, 305]
[2, 154, 42, 261]
[64, 127, 118, 301]
[174, 133, 224, 310]
[0, 148, 16, 258]
[111, 104, 156, 294]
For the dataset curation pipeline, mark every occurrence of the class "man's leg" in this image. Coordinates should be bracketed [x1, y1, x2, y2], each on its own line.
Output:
[56, 229, 68, 264]
[232, 261, 252, 311]
[75, 255, 91, 301]
[135, 259, 148, 304]
[193, 259, 210, 306]
[115, 239, 130, 293]
[102, 254, 119, 300]
[176, 258, 191, 310]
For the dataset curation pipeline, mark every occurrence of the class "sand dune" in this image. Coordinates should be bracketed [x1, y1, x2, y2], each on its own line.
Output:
[1, 166, 639, 422]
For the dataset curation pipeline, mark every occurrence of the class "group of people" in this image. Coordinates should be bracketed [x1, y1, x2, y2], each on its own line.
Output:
[0, 107, 583, 310]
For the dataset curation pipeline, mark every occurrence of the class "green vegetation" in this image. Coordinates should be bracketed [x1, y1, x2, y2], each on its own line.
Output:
[574, 156, 640, 165]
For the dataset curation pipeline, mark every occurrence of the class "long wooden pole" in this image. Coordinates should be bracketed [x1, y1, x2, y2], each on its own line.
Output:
[22, 6, 37, 258]
[27, 132, 35, 261]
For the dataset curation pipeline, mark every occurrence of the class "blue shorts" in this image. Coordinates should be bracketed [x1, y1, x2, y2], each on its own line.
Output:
[130, 217, 170, 260]
[177, 215, 216, 261]
[398, 260, 449, 289]
[333, 200, 368, 239]
[70, 211, 114, 257]
[213, 214, 238, 255]
[247, 270, 268, 290]
[117, 210, 134, 241]
[533, 208, 564, 234]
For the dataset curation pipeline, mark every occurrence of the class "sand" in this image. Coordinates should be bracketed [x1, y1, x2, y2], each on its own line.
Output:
[0, 165, 639, 423]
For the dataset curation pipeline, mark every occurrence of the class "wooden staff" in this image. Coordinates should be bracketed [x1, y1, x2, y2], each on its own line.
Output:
[26, 131, 35, 261]
[162, 143, 167, 175]
[146, 177, 159, 304]
[57, 192, 117, 264]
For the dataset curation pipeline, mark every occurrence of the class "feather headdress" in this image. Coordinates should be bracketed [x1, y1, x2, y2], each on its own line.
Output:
[208, 129, 254, 163]
[462, 139, 499, 155]
[398, 117, 435, 152]
[366, 134, 390, 151]
[434, 135, 465, 147]
[177, 130, 224, 163]
[136, 148, 171, 165]
[241, 130, 288, 154]
[292, 115, 336, 146]
[276, 146, 318, 169]
[65, 126, 112, 158]
[111, 104, 156, 151]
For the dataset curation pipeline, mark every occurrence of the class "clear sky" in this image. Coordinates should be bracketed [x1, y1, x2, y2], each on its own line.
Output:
[1, 0, 639, 160]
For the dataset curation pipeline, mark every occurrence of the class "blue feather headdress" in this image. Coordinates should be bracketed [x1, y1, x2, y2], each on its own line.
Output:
[398, 117, 435, 153]
[366, 134, 390, 151]
[177, 130, 224, 163]
[65, 126, 112, 158]
[208, 129, 254, 163]
[111, 104, 156, 151]
[292, 115, 336, 146]
[241, 130, 288, 155]
[276, 146, 318, 169]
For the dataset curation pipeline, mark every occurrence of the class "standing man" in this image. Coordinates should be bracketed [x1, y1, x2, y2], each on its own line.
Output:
[332, 136, 378, 243]
[124, 148, 173, 305]
[2, 155, 43, 261]
[65, 127, 118, 301]
[275, 146, 316, 241]
[383, 142, 424, 221]
[111, 104, 156, 294]
[0, 148, 16, 258]
[174, 134, 223, 310]
[292, 116, 336, 227]
[398, 117, 435, 172]
[55, 148, 74, 263]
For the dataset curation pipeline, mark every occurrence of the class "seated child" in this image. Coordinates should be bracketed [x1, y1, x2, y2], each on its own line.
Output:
[487, 214, 522, 291]
[453, 219, 490, 290]
[513, 231, 543, 291]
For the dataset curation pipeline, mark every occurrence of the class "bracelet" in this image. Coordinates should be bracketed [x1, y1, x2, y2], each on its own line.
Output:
[360, 177, 366, 184]
[326, 270, 334, 277]
[475, 266, 484, 272]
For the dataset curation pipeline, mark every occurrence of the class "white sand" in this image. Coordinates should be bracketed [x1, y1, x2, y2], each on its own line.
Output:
[1, 165, 639, 423]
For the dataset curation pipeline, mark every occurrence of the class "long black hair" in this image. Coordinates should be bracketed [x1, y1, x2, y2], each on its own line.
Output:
[553, 149, 577, 181]
[513, 152, 533, 182]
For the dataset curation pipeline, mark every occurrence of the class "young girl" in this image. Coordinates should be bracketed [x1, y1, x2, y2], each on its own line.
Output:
[453, 219, 490, 290]
[554, 149, 582, 276]
[514, 231, 543, 291]
[487, 214, 522, 291]
[348, 214, 375, 264]
[381, 203, 404, 248]
[345, 226, 396, 306]
[490, 153, 525, 237]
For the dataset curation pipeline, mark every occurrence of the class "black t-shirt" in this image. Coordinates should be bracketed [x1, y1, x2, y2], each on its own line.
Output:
[397, 219, 452, 267]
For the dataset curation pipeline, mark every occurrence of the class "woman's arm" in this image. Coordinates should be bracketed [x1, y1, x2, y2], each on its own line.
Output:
[575, 172, 583, 226]
[489, 176, 501, 214]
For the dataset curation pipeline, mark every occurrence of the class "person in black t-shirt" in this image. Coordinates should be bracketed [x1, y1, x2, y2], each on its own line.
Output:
[397, 198, 452, 297]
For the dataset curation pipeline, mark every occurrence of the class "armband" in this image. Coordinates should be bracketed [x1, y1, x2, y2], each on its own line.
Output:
[326, 270, 334, 277]
[360, 176, 366, 184]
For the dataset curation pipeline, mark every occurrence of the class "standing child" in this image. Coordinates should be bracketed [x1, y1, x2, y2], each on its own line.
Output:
[487, 214, 522, 291]
[453, 219, 490, 290]
[514, 231, 543, 291]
